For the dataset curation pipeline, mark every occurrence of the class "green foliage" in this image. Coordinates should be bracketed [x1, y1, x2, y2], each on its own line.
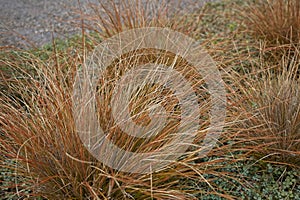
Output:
[250, 165, 299, 199]
[193, 158, 300, 200]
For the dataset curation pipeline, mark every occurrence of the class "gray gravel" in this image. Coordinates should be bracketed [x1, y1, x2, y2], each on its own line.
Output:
[0, 0, 92, 48]
[0, 0, 212, 49]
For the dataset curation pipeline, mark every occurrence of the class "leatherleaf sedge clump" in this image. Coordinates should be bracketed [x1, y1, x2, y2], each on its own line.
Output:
[0, 38, 236, 200]
[0, 1, 238, 199]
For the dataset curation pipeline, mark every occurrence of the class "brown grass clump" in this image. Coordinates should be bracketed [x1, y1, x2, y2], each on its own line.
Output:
[76, 0, 205, 40]
[241, 0, 300, 47]
[0, 35, 238, 200]
[0, 1, 239, 199]
[228, 48, 300, 168]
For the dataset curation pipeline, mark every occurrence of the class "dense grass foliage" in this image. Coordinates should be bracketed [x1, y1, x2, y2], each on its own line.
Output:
[1, 0, 299, 199]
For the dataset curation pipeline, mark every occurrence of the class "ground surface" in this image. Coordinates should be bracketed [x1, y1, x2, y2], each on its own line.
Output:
[0, 0, 97, 48]
[0, 0, 209, 48]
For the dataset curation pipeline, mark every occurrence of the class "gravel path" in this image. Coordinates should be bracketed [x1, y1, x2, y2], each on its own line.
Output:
[0, 0, 210, 48]
[0, 0, 96, 48]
